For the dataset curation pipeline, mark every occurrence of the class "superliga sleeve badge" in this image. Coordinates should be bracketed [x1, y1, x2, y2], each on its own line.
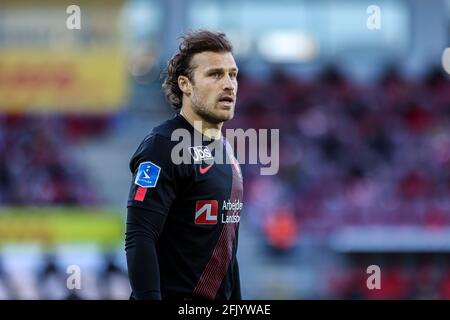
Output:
[134, 161, 161, 188]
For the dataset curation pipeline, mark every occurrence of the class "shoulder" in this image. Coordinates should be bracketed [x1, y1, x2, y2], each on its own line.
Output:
[150, 115, 186, 138]
[136, 115, 185, 153]
[129, 116, 188, 173]
[129, 134, 173, 171]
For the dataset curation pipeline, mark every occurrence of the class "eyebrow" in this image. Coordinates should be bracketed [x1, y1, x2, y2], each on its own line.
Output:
[206, 67, 239, 73]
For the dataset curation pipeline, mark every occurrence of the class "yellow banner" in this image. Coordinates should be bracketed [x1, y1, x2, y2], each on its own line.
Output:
[0, 207, 124, 246]
[0, 0, 128, 113]
[0, 50, 127, 112]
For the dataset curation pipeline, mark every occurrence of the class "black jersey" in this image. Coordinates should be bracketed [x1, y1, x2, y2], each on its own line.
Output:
[126, 113, 243, 300]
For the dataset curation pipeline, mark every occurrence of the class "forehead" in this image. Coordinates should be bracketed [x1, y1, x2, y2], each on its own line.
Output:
[190, 51, 237, 72]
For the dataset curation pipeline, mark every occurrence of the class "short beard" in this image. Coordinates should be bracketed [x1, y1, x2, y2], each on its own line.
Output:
[191, 98, 231, 124]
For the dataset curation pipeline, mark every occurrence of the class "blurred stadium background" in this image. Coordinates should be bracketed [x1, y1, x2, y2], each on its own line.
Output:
[1, 0, 450, 299]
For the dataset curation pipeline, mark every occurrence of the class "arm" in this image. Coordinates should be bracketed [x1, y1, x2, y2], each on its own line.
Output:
[125, 134, 179, 300]
[125, 206, 166, 300]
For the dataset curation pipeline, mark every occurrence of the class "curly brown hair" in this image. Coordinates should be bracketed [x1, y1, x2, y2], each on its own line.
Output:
[162, 30, 233, 111]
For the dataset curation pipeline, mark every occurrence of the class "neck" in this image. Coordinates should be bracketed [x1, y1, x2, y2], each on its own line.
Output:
[179, 106, 223, 140]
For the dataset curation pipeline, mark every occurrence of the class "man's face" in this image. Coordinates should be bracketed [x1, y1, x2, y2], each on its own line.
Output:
[187, 51, 238, 124]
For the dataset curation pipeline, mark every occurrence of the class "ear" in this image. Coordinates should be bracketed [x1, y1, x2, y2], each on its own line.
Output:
[178, 75, 192, 95]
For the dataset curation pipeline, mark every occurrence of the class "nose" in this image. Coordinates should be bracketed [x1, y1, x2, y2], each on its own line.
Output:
[222, 75, 237, 93]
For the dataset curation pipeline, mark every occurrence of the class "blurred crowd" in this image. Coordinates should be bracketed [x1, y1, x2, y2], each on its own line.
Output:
[327, 255, 450, 299]
[232, 66, 450, 237]
[0, 115, 111, 205]
[229, 67, 450, 299]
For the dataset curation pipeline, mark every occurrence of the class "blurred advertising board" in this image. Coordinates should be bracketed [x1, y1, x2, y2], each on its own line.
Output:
[0, 207, 124, 247]
[0, 0, 128, 113]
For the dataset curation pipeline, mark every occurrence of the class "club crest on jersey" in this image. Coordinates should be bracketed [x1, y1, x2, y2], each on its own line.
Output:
[195, 200, 218, 225]
[189, 146, 213, 162]
[134, 161, 161, 188]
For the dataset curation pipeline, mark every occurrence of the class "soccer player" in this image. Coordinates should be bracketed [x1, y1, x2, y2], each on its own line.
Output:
[125, 30, 243, 300]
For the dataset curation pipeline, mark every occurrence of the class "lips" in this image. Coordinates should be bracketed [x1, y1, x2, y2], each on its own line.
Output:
[218, 95, 235, 103]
